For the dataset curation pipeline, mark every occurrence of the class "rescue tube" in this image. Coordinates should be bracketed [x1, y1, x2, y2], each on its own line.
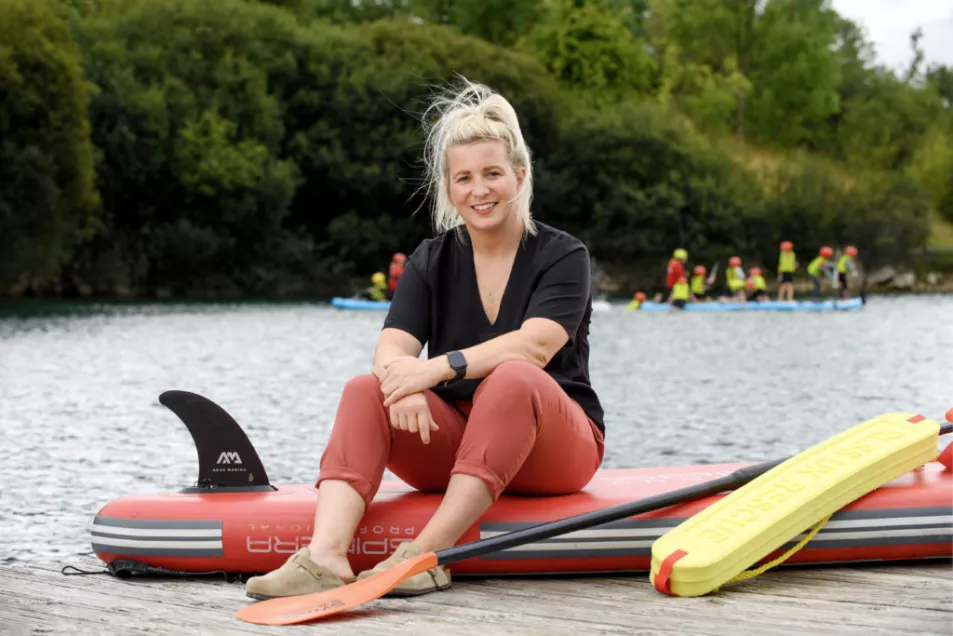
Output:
[91, 391, 952, 577]
[637, 297, 864, 312]
[330, 297, 391, 311]
[650, 412, 941, 597]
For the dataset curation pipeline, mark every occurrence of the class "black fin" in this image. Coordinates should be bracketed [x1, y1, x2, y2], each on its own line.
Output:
[159, 390, 276, 492]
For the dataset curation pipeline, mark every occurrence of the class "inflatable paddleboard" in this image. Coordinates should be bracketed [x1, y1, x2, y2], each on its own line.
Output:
[331, 297, 391, 311]
[334, 297, 614, 312]
[90, 392, 952, 578]
[636, 297, 864, 312]
[650, 412, 941, 597]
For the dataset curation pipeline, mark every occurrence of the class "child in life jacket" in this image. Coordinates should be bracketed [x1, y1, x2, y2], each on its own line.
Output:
[668, 275, 691, 309]
[807, 246, 834, 299]
[690, 265, 710, 301]
[777, 241, 798, 301]
[725, 256, 746, 302]
[626, 291, 647, 311]
[746, 267, 768, 301]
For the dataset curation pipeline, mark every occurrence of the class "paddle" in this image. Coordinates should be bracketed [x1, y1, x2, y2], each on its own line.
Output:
[236, 417, 953, 626]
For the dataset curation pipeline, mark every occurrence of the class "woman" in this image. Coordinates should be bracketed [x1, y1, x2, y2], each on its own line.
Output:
[245, 80, 606, 600]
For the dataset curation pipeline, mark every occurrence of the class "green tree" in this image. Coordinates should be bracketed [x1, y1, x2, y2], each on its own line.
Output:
[72, 0, 304, 296]
[653, 0, 841, 146]
[282, 19, 563, 275]
[646, 0, 751, 134]
[0, 0, 99, 294]
[518, 0, 656, 106]
[414, 0, 546, 46]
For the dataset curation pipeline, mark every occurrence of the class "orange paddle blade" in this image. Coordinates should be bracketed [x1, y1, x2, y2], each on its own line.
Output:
[235, 552, 439, 625]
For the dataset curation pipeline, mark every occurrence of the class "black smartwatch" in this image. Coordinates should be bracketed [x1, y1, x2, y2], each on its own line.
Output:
[444, 350, 467, 384]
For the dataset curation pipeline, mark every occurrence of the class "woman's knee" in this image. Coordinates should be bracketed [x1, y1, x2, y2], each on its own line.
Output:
[333, 373, 388, 436]
[341, 373, 383, 401]
[480, 360, 548, 394]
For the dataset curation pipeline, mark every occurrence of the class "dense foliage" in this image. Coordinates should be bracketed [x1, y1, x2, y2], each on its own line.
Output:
[2, 0, 949, 296]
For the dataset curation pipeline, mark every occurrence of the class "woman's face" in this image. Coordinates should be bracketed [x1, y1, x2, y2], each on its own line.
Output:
[447, 139, 525, 235]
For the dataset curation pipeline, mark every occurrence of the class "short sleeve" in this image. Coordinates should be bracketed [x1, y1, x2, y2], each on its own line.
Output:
[523, 243, 591, 343]
[382, 247, 431, 346]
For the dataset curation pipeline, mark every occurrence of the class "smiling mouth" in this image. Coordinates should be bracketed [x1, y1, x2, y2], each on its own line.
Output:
[472, 202, 497, 214]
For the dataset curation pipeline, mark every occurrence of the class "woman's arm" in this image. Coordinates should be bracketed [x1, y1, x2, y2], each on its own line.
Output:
[427, 317, 569, 382]
[373, 328, 424, 380]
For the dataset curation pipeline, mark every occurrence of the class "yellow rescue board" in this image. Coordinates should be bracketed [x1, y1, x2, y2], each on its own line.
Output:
[649, 412, 940, 597]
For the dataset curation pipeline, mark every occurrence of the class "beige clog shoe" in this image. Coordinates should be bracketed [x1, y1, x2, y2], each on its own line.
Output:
[356, 541, 451, 597]
[245, 547, 347, 600]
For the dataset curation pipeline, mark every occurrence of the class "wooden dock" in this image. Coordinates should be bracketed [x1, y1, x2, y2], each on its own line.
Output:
[1, 558, 950, 634]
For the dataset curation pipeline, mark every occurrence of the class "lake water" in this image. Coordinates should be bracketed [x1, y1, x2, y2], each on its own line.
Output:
[1, 294, 950, 565]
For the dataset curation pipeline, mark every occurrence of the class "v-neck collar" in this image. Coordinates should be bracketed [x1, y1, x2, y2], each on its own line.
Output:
[461, 227, 528, 328]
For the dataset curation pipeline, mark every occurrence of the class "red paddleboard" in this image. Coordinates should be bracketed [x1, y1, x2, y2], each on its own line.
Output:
[90, 391, 953, 577]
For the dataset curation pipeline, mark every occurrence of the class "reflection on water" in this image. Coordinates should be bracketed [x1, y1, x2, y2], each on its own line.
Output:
[1, 294, 951, 564]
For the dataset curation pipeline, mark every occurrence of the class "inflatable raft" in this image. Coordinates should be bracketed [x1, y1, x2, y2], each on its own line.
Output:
[637, 297, 864, 312]
[91, 391, 951, 577]
[330, 297, 391, 311]
[331, 297, 614, 312]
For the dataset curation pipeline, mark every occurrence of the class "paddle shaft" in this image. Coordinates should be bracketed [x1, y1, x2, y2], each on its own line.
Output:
[436, 458, 783, 565]
[437, 420, 953, 567]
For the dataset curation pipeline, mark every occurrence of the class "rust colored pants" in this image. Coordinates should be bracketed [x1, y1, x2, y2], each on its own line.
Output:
[317, 360, 605, 507]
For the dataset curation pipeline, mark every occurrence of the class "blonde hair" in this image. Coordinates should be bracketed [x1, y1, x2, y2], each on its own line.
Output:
[421, 78, 536, 236]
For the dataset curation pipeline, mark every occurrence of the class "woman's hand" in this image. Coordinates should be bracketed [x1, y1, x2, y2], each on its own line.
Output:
[380, 356, 449, 406]
[387, 392, 439, 444]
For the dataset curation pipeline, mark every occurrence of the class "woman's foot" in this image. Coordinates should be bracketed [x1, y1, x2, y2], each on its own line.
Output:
[307, 546, 356, 582]
[356, 541, 451, 597]
[244, 547, 352, 600]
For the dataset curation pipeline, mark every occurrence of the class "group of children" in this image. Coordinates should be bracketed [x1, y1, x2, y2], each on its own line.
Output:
[627, 242, 860, 310]
[355, 252, 407, 301]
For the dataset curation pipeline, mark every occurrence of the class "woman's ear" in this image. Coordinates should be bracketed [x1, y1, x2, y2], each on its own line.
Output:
[516, 166, 527, 186]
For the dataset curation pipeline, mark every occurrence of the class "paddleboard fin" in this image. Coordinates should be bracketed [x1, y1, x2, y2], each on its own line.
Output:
[159, 390, 276, 493]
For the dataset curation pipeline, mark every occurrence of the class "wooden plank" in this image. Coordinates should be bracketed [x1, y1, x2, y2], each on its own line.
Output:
[0, 559, 950, 635]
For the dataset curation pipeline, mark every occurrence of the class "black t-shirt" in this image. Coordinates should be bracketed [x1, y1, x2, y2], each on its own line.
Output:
[382, 222, 605, 434]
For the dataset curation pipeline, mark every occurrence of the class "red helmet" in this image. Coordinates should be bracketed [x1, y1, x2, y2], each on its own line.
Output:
[845, 245, 858, 257]
[635, 292, 646, 302]
[391, 252, 407, 264]
[729, 256, 742, 266]
[819, 246, 833, 258]
[678, 275, 688, 284]
[750, 267, 762, 276]
[693, 265, 706, 276]
[780, 241, 793, 251]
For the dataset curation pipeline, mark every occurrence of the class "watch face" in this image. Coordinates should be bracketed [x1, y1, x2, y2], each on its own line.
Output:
[448, 351, 466, 372]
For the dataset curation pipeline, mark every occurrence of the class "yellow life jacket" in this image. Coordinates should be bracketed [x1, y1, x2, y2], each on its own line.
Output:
[672, 280, 690, 301]
[726, 267, 745, 292]
[807, 256, 827, 277]
[369, 286, 386, 301]
[837, 254, 852, 274]
[626, 299, 642, 311]
[778, 251, 796, 273]
[690, 275, 706, 295]
[751, 275, 767, 291]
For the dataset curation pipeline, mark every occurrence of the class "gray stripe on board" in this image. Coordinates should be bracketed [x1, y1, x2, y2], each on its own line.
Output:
[91, 531, 222, 542]
[480, 522, 953, 545]
[479, 506, 953, 535]
[92, 543, 224, 558]
[477, 532, 952, 560]
[93, 516, 223, 530]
